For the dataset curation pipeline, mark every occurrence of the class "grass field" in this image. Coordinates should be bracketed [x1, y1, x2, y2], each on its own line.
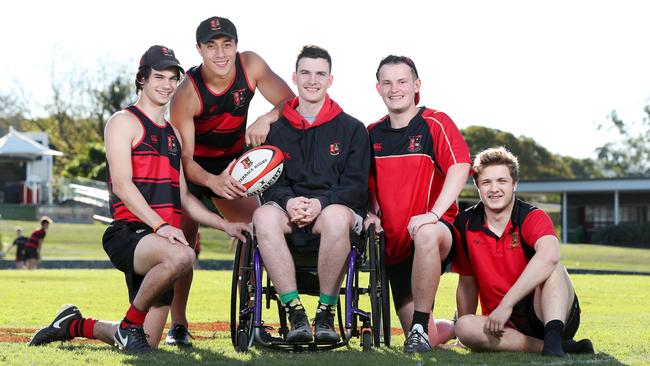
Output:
[1, 219, 650, 365]
[0, 270, 649, 365]
[2, 219, 650, 273]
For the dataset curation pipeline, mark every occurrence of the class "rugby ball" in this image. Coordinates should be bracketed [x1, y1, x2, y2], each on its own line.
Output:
[229, 145, 284, 196]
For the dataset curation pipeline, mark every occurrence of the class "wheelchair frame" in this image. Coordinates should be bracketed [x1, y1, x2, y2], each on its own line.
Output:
[229, 224, 391, 352]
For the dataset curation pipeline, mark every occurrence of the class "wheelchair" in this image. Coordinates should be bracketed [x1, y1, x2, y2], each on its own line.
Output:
[230, 224, 391, 352]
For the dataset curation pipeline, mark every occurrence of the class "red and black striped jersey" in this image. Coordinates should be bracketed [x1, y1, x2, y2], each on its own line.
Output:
[186, 52, 255, 159]
[108, 105, 183, 228]
[368, 107, 471, 265]
[25, 229, 45, 249]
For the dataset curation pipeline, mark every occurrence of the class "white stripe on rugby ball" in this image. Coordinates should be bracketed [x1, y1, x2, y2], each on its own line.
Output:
[229, 146, 284, 196]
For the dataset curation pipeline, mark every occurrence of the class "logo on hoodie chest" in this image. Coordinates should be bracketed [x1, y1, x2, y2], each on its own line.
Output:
[329, 142, 341, 156]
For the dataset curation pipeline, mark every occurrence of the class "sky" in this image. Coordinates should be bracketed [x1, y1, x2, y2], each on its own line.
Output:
[2, 0, 649, 159]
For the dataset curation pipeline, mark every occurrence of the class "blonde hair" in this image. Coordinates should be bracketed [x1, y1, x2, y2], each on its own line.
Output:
[472, 146, 520, 183]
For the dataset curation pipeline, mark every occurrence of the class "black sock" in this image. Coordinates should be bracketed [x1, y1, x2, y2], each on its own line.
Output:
[563, 338, 595, 354]
[411, 311, 430, 334]
[284, 297, 305, 319]
[542, 319, 566, 357]
[316, 301, 334, 315]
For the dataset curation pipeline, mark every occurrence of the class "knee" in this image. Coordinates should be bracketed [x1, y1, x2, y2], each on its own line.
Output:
[318, 205, 352, 236]
[252, 205, 283, 234]
[413, 225, 443, 252]
[169, 246, 195, 274]
[454, 315, 483, 348]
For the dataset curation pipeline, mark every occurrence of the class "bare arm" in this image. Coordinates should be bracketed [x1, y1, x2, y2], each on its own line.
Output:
[456, 275, 479, 317]
[242, 51, 294, 146]
[409, 163, 471, 237]
[170, 79, 245, 199]
[486, 235, 560, 335]
[171, 126, 251, 242]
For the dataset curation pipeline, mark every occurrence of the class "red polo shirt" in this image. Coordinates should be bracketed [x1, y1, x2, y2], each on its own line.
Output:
[452, 199, 556, 315]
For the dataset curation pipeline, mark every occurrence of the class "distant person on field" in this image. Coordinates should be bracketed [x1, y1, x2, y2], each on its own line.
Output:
[28, 45, 250, 353]
[453, 147, 594, 356]
[25, 217, 52, 270]
[2, 227, 28, 269]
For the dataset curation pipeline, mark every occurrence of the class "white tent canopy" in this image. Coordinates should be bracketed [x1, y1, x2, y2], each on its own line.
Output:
[0, 126, 63, 159]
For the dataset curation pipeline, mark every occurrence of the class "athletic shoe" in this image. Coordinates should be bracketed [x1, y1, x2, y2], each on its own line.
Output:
[403, 324, 431, 353]
[114, 325, 152, 353]
[313, 305, 340, 344]
[563, 338, 595, 354]
[165, 323, 193, 347]
[28, 304, 82, 346]
[286, 309, 313, 343]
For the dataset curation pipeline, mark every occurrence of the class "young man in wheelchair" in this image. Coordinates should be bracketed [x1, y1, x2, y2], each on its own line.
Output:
[252, 45, 370, 344]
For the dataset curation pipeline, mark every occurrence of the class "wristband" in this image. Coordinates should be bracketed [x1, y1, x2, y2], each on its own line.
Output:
[153, 221, 169, 233]
[430, 211, 440, 221]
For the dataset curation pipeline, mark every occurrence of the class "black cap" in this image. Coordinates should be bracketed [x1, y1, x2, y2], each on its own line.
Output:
[139, 45, 184, 73]
[196, 16, 238, 44]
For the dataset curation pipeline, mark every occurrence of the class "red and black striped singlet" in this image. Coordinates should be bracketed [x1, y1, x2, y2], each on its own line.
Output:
[108, 105, 183, 228]
[186, 52, 255, 159]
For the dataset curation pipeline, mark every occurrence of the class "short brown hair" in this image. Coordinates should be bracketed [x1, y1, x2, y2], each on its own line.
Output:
[40, 216, 53, 225]
[472, 147, 520, 183]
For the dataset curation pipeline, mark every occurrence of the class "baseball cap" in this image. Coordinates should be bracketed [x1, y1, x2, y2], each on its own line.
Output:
[139, 45, 184, 73]
[196, 16, 238, 44]
[376, 55, 420, 105]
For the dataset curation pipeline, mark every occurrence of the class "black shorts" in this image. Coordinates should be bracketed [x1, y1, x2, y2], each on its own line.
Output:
[187, 156, 234, 200]
[102, 221, 174, 306]
[16, 248, 26, 262]
[25, 247, 39, 260]
[507, 292, 581, 340]
[384, 219, 457, 310]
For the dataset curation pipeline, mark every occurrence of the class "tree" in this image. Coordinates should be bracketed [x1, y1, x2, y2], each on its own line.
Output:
[595, 107, 650, 177]
[461, 125, 602, 180]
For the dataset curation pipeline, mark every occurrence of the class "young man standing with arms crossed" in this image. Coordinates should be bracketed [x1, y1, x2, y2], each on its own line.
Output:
[365, 55, 471, 353]
[29, 45, 250, 353]
[168, 16, 294, 346]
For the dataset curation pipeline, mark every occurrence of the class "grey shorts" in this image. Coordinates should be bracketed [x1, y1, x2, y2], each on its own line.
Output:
[264, 201, 364, 235]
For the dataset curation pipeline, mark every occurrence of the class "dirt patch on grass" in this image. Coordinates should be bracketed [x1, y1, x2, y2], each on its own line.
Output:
[0, 322, 404, 343]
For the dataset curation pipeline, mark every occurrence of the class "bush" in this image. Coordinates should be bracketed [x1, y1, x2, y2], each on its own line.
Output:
[592, 224, 650, 248]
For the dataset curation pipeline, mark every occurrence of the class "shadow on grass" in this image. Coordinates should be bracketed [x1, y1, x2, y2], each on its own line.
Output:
[55, 341, 628, 366]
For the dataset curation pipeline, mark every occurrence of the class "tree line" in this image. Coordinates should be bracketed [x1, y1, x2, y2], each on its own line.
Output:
[1, 69, 648, 181]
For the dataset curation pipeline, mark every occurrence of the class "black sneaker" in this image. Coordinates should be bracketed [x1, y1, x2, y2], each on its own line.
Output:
[313, 304, 339, 344]
[403, 324, 431, 353]
[114, 325, 152, 353]
[29, 304, 82, 346]
[165, 323, 193, 347]
[286, 309, 313, 343]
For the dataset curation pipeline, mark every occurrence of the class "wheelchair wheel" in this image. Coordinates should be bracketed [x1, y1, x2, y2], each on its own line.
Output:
[230, 234, 255, 350]
[379, 231, 391, 347]
[362, 329, 373, 352]
[236, 330, 249, 353]
[368, 225, 382, 347]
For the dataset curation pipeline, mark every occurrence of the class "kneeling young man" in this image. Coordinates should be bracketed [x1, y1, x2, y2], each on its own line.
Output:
[253, 45, 370, 344]
[453, 147, 594, 356]
[29, 45, 250, 353]
[365, 55, 471, 353]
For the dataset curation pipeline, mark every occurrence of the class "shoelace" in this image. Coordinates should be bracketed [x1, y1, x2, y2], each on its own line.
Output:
[172, 325, 194, 340]
[405, 329, 427, 345]
[130, 327, 151, 348]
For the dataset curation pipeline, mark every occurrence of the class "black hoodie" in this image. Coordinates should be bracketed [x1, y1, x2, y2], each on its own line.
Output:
[263, 95, 370, 217]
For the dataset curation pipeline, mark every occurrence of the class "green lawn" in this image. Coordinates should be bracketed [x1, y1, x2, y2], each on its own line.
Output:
[0, 270, 648, 365]
[0, 219, 236, 260]
[2, 219, 650, 274]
